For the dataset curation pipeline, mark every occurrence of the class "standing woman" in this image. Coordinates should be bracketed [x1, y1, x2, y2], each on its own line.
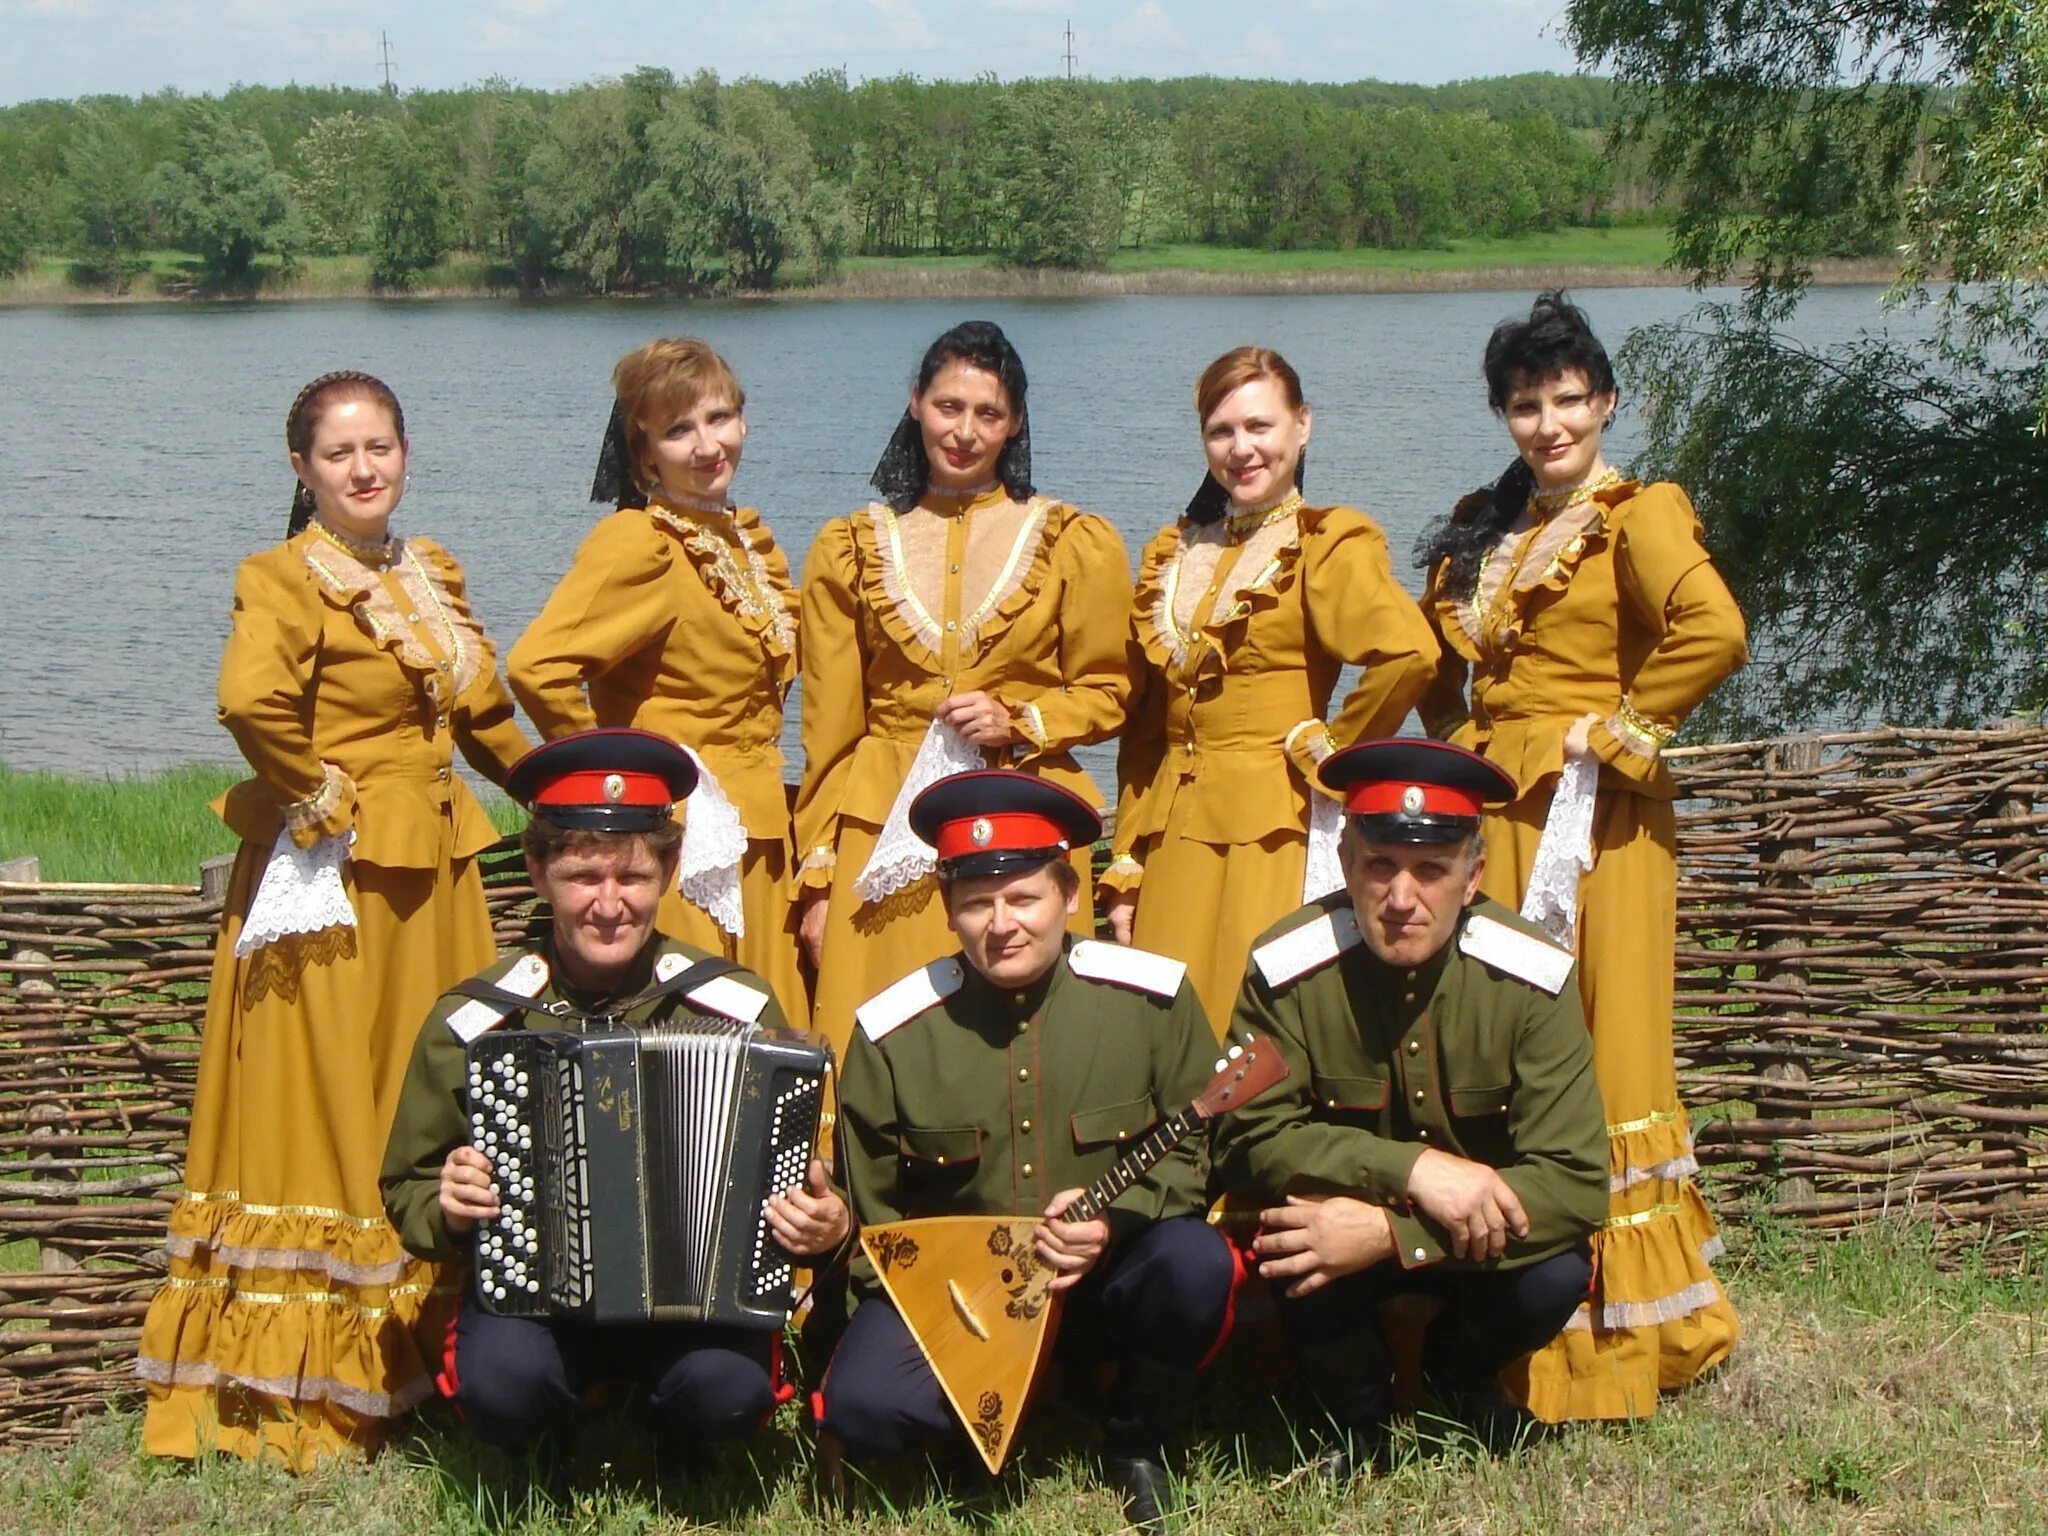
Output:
[1103, 347, 1439, 1030]
[138, 372, 533, 1466]
[795, 320, 1132, 1057]
[1417, 292, 1747, 1422]
[507, 339, 806, 1024]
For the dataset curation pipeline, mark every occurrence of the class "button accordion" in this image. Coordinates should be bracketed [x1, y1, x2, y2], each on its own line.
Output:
[464, 1020, 829, 1329]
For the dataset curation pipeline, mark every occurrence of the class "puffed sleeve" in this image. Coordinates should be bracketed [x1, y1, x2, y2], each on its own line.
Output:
[1586, 484, 1748, 782]
[215, 550, 357, 847]
[426, 542, 534, 788]
[507, 510, 678, 740]
[793, 518, 870, 889]
[1275, 511, 1438, 780]
[1005, 511, 1134, 758]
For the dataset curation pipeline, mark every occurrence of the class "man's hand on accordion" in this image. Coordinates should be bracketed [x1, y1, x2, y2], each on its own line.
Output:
[440, 1145, 502, 1236]
[763, 1157, 852, 1258]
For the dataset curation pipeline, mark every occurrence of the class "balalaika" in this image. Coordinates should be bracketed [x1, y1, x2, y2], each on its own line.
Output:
[464, 1019, 828, 1329]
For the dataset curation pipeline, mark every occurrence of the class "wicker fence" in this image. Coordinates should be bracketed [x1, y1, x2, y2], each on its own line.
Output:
[1, 726, 2043, 1443]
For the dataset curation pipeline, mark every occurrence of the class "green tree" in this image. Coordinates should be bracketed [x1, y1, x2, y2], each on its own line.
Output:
[291, 111, 375, 254]
[146, 101, 300, 285]
[366, 119, 457, 288]
[986, 82, 1122, 268]
[1568, 0, 2048, 730]
[520, 71, 671, 292]
[59, 108, 148, 287]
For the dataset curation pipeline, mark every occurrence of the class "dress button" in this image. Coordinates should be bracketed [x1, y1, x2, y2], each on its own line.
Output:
[407, 612, 421, 623]
[1326, 1097, 1339, 1109]
[950, 564, 960, 573]
[1016, 1019, 1028, 1034]
[945, 620, 958, 632]
[1403, 992, 1416, 1004]
[1418, 1128, 1430, 1140]
[1116, 1129, 1128, 1139]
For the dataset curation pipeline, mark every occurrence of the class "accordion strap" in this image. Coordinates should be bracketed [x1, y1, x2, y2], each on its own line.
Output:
[447, 956, 746, 1030]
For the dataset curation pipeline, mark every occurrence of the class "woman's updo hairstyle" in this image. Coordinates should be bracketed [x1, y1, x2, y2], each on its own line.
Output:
[285, 371, 406, 537]
[1186, 345, 1308, 525]
[869, 319, 1034, 512]
[1419, 291, 1615, 600]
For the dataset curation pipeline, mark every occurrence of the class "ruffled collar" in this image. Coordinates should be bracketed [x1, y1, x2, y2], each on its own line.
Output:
[1136, 504, 1316, 679]
[1435, 477, 1641, 661]
[646, 499, 798, 685]
[296, 526, 484, 698]
[854, 494, 1062, 670]
[310, 517, 397, 566]
[919, 482, 1009, 516]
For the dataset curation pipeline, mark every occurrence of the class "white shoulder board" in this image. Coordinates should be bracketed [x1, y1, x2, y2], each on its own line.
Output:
[652, 950, 773, 1024]
[446, 953, 550, 1044]
[1252, 905, 1362, 990]
[1068, 939, 1187, 999]
[856, 956, 966, 1043]
[1459, 913, 1574, 996]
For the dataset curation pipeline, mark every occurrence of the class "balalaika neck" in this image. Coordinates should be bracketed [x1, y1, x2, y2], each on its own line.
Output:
[1058, 1108, 1203, 1225]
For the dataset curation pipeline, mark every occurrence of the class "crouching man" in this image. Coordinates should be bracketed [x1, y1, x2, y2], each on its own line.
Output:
[379, 728, 846, 1465]
[814, 770, 1233, 1531]
[1212, 739, 1607, 1470]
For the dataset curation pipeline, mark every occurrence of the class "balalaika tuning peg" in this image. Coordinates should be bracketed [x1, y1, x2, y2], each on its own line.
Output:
[1213, 1059, 1227, 1074]
[1227, 1045, 1243, 1060]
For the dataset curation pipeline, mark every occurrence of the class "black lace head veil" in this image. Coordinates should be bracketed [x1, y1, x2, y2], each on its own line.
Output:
[589, 402, 650, 510]
[870, 320, 1035, 512]
[283, 371, 406, 538]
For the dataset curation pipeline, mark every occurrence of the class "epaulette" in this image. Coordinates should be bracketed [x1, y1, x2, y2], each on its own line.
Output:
[856, 956, 965, 1043]
[656, 950, 772, 1024]
[1252, 906, 1362, 990]
[1068, 939, 1186, 1000]
[446, 953, 549, 1044]
[1458, 913, 1574, 996]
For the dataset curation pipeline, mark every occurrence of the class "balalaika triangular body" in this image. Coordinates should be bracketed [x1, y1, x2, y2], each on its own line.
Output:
[858, 1033, 1290, 1472]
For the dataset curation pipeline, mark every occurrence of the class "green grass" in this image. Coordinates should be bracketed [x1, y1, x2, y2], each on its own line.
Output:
[1107, 224, 1678, 275]
[0, 766, 524, 884]
[1, 1223, 2042, 1533]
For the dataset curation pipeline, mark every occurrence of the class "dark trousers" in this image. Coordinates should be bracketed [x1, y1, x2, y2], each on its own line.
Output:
[1274, 1243, 1591, 1424]
[817, 1214, 1234, 1458]
[450, 1299, 776, 1450]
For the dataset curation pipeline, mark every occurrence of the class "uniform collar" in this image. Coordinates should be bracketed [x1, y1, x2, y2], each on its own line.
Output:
[957, 939, 1066, 1020]
[541, 933, 665, 1017]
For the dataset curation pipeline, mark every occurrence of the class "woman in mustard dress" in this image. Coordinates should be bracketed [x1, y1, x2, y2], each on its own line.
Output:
[137, 372, 532, 1467]
[795, 320, 1132, 1059]
[1103, 346, 1439, 1030]
[507, 338, 806, 1024]
[1418, 293, 1747, 1421]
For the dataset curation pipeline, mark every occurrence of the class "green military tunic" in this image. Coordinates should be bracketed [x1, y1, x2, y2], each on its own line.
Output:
[1212, 893, 1606, 1271]
[379, 934, 788, 1263]
[840, 937, 1217, 1302]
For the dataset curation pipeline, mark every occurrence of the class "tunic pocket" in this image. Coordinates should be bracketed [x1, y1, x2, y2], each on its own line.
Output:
[1069, 1096, 1158, 1150]
[897, 1124, 984, 1168]
[1446, 1083, 1512, 1120]
[1311, 1074, 1388, 1113]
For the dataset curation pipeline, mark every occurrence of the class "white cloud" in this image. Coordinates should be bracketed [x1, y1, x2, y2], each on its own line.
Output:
[1112, 1, 1188, 52]
[867, 0, 932, 44]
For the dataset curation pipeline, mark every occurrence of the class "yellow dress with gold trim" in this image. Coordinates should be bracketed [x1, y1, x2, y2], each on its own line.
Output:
[1420, 477, 1748, 1422]
[136, 524, 532, 1468]
[794, 487, 1132, 1060]
[506, 499, 807, 1025]
[1105, 500, 1439, 1030]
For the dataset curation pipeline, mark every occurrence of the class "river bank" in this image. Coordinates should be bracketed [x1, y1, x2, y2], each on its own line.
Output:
[0, 226, 1901, 307]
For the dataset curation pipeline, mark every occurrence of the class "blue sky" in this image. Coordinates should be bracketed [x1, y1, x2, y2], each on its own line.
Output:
[0, 0, 1583, 105]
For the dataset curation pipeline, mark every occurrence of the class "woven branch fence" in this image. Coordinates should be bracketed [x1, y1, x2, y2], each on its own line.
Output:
[1, 725, 2044, 1443]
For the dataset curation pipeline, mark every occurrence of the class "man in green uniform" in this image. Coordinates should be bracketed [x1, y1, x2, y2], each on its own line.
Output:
[815, 769, 1234, 1532]
[379, 727, 846, 1460]
[1212, 738, 1607, 1466]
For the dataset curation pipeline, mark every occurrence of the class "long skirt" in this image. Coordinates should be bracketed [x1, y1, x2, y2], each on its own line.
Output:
[137, 815, 487, 1468]
[656, 837, 810, 1029]
[1483, 783, 1739, 1421]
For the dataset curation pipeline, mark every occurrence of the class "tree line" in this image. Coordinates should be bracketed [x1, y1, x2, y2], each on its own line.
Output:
[0, 69, 1628, 292]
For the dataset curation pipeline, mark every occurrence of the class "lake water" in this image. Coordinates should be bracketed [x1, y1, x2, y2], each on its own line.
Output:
[0, 286, 1906, 779]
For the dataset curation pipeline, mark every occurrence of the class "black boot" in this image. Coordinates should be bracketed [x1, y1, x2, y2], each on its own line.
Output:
[1291, 1329, 1396, 1482]
[1102, 1357, 1197, 1533]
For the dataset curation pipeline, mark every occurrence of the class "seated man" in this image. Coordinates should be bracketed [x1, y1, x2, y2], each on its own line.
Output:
[1212, 739, 1607, 1468]
[379, 727, 846, 1465]
[810, 769, 1233, 1532]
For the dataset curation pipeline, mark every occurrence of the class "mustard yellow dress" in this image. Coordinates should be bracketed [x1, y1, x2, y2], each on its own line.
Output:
[1421, 476, 1747, 1422]
[506, 499, 806, 1025]
[1105, 499, 1439, 1030]
[794, 487, 1133, 1059]
[137, 524, 531, 1468]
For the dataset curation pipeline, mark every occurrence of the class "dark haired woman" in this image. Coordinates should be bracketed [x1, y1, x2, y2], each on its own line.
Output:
[508, 338, 806, 1025]
[794, 320, 1132, 1060]
[1104, 346, 1438, 1030]
[1418, 292, 1747, 1422]
[137, 372, 532, 1467]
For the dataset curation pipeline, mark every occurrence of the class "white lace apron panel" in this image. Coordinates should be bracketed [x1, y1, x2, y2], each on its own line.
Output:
[853, 719, 985, 905]
[676, 746, 750, 938]
[234, 827, 357, 958]
[1303, 790, 1345, 903]
[1519, 752, 1598, 947]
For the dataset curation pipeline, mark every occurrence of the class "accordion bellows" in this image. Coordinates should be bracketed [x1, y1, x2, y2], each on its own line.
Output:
[465, 1019, 829, 1329]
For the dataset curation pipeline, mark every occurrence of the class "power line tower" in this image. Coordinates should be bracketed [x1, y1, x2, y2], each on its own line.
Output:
[379, 32, 398, 98]
[1062, 20, 1076, 80]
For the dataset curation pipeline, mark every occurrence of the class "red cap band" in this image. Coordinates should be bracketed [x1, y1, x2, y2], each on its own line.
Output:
[532, 769, 674, 810]
[934, 810, 1068, 862]
[1342, 781, 1483, 820]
